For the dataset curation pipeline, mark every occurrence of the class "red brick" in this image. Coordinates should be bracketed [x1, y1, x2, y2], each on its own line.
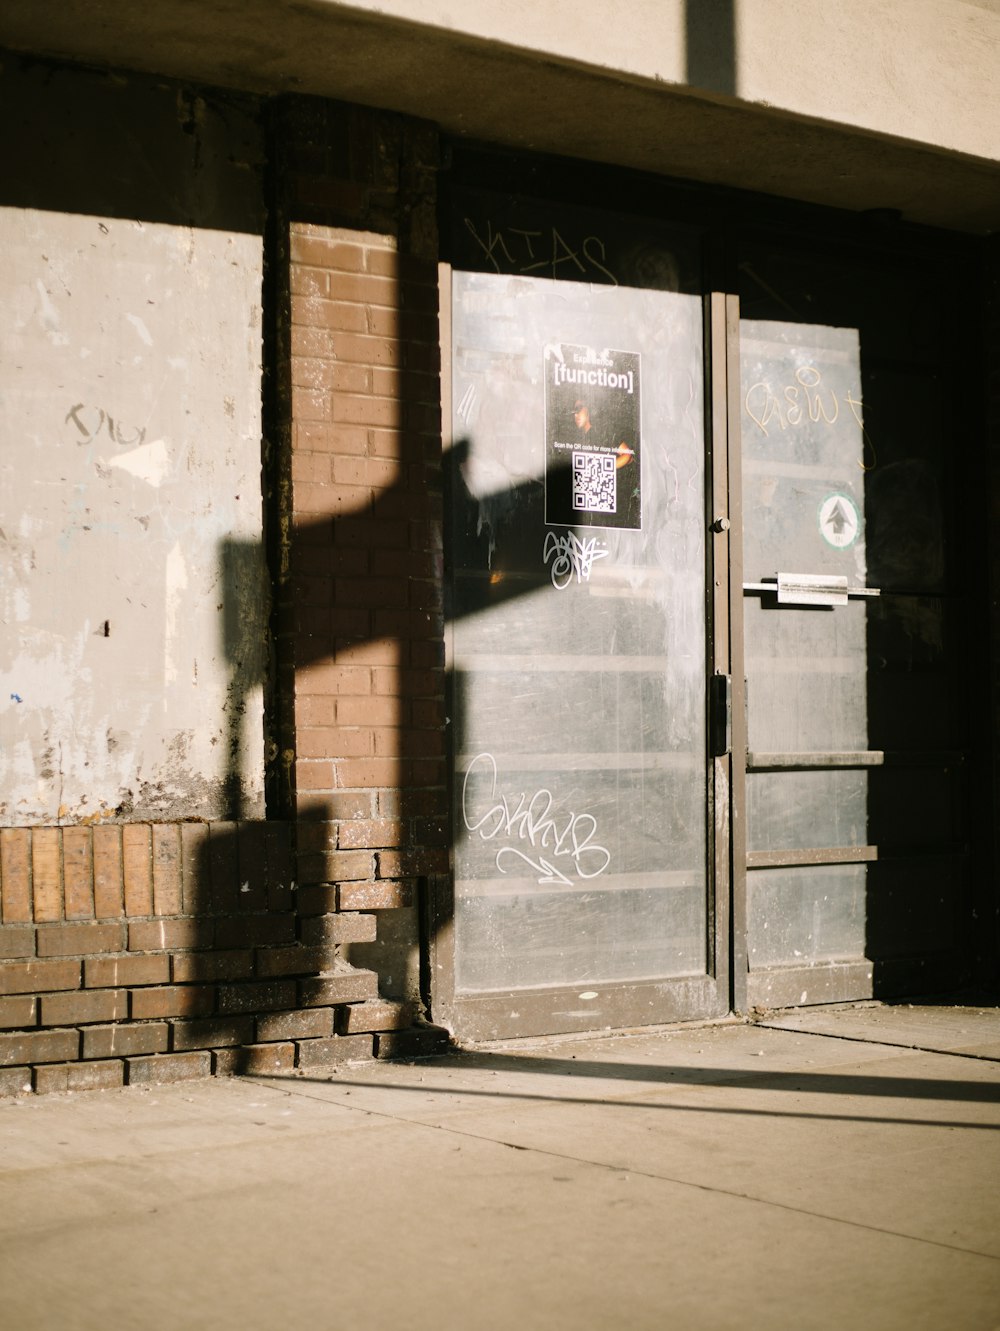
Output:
[332, 455, 400, 488]
[214, 916, 296, 949]
[180, 822, 210, 914]
[294, 421, 368, 454]
[377, 849, 448, 877]
[295, 663, 372, 697]
[130, 986, 214, 1020]
[295, 480, 371, 518]
[337, 820, 404, 850]
[128, 918, 213, 951]
[126, 1052, 211, 1086]
[295, 1034, 373, 1067]
[31, 828, 62, 922]
[378, 788, 446, 818]
[297, 727, 372, 759]
[336, 999, 413, 1035]
[300, 913, 377, 946]
[0, 959, 80, 995]
[295, 884, 338, 916]
[122, 825, 153, 916]
[297, 850, 373, 884]
[290, 264, 330, 297]
[337, 880, 413, 910]
[40, 988, 127, 1026]
[0, 828, 32, 923]
[299, 793, 373, 821]
[0, 1067, 32, 1097]
[331, 272, 399, 307]
[290, 234, 366, 270]
[265, 823, 295, 913]
[299, 969, 379, 1007]
[85, 952, 170, 988]
[217, 981, 297, 1015]
[82, 1022, 169, 1059]
[333, 515, 410, 553]
[295, 821, 338, 853]
[171, 950, 253, 983]
[211, 1047, 242, 1076]
[236, 1042, 296, 1075]
[336, 696, 400, 726]
[209, 822, 240, 914]
[332, 395, 400, 430]
[294, 295, 370, 333]
[171, 1016, 255, 1050]
[375, 1026, 450, 1059]
[334, 759, 401, 787]
[36, 922, 124, 957]
[0, 995, 35, 1028]
[0, 1028, 79, 1066]
[292, 386, 332, 423]
[0, 926, 35, 959]
[237, 822, 268, 912]
[62, 827, 94, 919]
[255, 1008, 333, 1042]
[92, 824, 124, 918]
[295, 761, 336, 792]
[255, 945, 337, 978]
[34, 1060, 124, 1094]
[152, 824, 182, 916]
[291, 325, 339, 358]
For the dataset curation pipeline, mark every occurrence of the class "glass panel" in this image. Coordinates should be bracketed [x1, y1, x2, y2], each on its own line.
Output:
[748, 866, 866, 968]
[740, 306, 871, 969]
[449, 262, 707, 994]
[748, 771, 868, 853]
[739, 243, 966, 982]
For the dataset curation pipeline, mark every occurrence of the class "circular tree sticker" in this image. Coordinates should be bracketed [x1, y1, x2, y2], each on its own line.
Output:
[818, 493, 860, 549]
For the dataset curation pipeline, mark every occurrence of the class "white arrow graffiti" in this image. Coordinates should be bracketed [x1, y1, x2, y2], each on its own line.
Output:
[496, 847, 574, 887]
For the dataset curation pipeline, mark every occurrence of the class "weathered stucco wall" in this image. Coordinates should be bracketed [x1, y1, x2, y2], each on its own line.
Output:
[0, 63, 267, 824]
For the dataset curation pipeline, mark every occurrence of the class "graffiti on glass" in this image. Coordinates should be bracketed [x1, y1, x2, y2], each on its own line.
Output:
[461, 752, 611, 887]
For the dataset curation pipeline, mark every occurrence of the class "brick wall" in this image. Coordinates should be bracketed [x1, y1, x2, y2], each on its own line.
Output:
[273, 98, 450, 1021]
[0, 820, 418, 1095]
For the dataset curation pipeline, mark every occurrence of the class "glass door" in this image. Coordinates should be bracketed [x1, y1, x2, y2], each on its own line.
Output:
[736, 241, 974, 1008]
[434, 187, 728, 1038]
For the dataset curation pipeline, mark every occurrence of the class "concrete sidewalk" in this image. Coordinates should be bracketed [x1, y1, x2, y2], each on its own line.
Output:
[1, 1003, 998, 1331]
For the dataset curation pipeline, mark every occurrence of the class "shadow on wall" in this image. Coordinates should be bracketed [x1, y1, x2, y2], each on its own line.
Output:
[212, 443, 574, 1038]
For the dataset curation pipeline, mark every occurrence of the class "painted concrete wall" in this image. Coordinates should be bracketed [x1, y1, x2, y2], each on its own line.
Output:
[0, 65, 267, 824]
[353, 0, 1000, 164]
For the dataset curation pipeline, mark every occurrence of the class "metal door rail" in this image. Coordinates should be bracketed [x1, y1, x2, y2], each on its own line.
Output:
[747, 750, 965, 771]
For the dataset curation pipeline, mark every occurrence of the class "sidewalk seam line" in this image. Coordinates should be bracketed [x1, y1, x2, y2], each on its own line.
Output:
[246, 1077, 1000, 1265]
[754, 1024, 1000, 1063]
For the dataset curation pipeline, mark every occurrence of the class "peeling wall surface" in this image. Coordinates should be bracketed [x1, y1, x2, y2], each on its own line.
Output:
[0, 64, 267, 824]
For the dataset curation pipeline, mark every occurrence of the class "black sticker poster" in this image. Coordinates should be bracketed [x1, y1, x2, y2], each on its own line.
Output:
[544, 344, 641, 530]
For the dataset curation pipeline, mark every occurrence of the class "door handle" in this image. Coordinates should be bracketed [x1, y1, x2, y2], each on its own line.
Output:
[742, 572, 880, 607]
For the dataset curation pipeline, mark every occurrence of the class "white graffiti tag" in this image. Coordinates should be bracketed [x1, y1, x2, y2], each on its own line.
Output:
[461, 752, 611, 886]
[542, 530, 609, 590]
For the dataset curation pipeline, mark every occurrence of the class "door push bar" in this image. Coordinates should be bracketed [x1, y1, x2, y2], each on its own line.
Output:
[742, 572, 881, 607]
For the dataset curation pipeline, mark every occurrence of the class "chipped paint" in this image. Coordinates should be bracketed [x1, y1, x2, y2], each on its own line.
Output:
[105, 438, 171, 487]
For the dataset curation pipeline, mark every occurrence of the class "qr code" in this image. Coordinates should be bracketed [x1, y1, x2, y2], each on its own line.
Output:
[572, 451, 616, 513]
